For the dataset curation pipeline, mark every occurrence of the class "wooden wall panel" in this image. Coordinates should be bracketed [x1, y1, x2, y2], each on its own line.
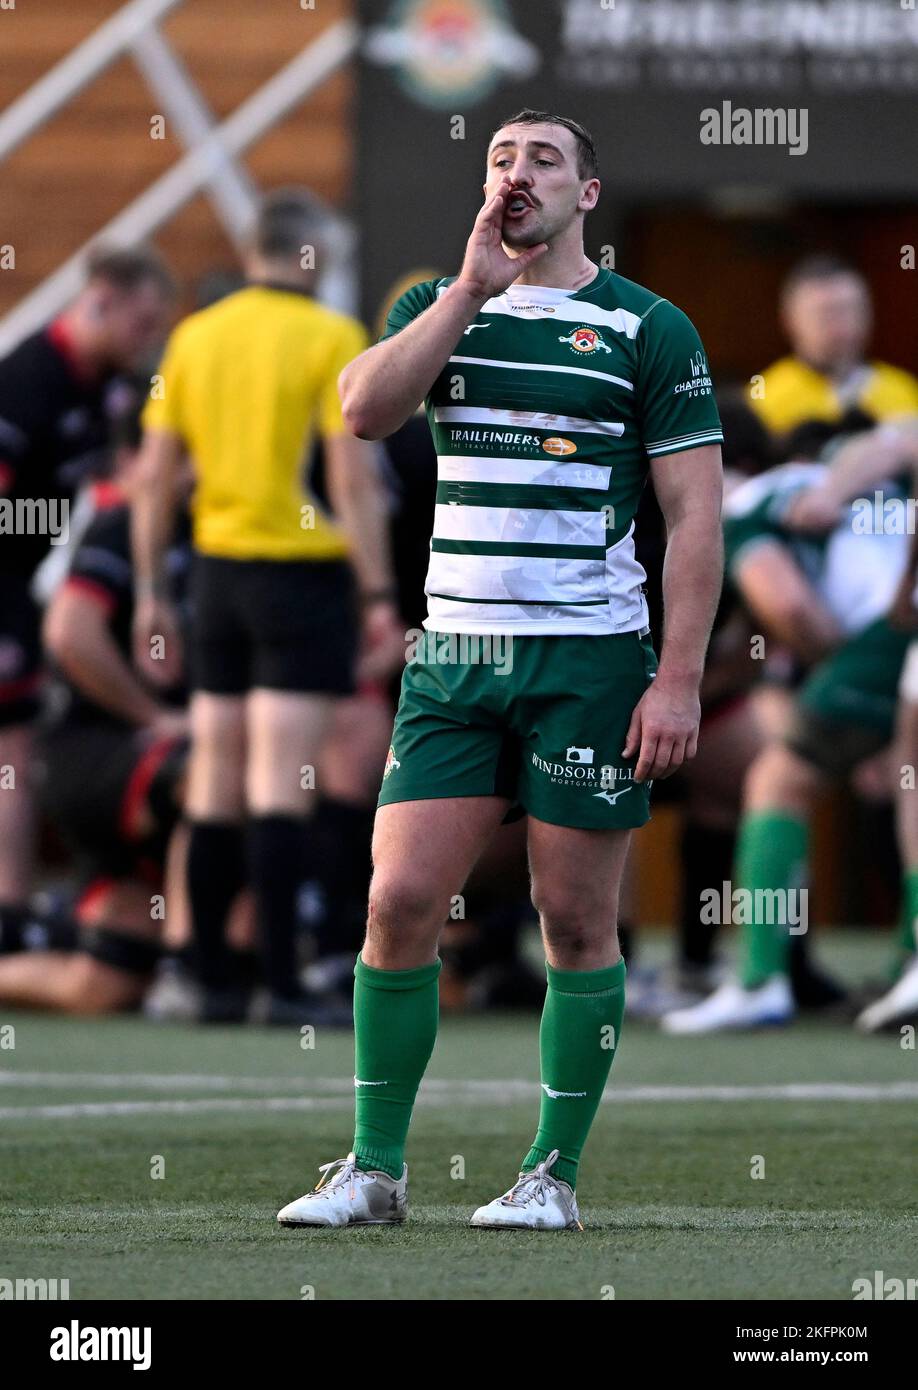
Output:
[0, 0, 353, 318]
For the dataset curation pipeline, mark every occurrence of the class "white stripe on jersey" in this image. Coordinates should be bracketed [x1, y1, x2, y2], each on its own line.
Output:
[449, 354, 634, 391]
[434, 406, 625, 436]
[434, 502, 607, 549]
[438, 455, 612, 490]
[424, 525, 650, 635]
[427, 548, 608, 607]
[645, 430, 723, 456]
[456, 288, 646, 340]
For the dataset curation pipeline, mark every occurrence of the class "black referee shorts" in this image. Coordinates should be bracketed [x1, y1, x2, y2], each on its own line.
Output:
[191, 554, 358, 697]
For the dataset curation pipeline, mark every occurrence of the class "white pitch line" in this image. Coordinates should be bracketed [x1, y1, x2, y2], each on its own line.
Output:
[0, 1071, 310, 1091]
[1, 1078, 918, 1121]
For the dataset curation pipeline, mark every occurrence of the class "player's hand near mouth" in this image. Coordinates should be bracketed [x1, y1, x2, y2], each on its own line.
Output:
[456, 175, 548, 302]
[338, 177, 547, 441]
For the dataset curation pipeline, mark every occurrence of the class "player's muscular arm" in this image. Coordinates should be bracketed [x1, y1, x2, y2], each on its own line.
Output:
[734, 542, 843, 662]
[324, 432, 405, 679]
[44, 587, 168, 728]
[888, 516, 918, 631]
[624, 445, 724, 781]
[790, 423, 918, 531]
[339, 177, 547, 440]
[323, 434, 393, 595]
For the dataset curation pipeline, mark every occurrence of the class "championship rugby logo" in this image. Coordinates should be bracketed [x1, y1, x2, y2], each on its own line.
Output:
[559, 327, 612, 354]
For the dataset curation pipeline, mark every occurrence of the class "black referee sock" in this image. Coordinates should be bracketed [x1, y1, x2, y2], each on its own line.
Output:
[678, 821, 736, 971]
[310, 799, 374, 958]
[186, 820, 247, 989]
[247, 815, 312, 1000]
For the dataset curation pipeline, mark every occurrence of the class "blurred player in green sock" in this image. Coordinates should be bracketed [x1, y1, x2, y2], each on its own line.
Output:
[665, 431, 916, 1034]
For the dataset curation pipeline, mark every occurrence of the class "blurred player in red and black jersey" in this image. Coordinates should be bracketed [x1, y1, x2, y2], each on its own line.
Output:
[0, 403, 194, 1012]
[0, 245, 175, 945]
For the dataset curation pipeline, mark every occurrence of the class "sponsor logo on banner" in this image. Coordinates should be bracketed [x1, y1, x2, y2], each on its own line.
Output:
[557, 0, 918, 92]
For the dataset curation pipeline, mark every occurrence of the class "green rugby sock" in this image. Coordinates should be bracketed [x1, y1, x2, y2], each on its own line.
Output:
[737, 811, 808, 989]
[522, 958, 626, 1191]
[892, 866, 918, 978]
[352, 955, 441, 1180]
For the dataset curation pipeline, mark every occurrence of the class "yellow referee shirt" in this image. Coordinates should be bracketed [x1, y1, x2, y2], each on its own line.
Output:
[142, 284, 368, 561]
[749, 355, 918, 436]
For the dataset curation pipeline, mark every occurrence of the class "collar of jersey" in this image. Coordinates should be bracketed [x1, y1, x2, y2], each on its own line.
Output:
[501, 266, 611, 304]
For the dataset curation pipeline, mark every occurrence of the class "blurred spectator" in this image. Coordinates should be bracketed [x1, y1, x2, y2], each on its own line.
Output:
[749, 254, 918, 442]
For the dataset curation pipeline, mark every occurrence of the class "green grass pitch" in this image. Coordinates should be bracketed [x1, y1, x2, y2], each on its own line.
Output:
[1, 935, 916, 1301]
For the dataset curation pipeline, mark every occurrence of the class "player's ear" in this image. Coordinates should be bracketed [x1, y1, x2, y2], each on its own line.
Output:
[579, 178, 600, 212]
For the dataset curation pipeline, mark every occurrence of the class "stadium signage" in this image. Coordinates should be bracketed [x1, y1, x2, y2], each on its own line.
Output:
[559, 0, 918, 90]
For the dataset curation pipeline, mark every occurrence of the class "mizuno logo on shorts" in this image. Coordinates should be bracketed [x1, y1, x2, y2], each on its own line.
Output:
[594, 786, 634, 806]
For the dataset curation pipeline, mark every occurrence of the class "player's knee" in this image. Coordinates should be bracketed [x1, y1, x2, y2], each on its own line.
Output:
[744, 741, 818, 811]
[532, 884, 599, 958]
[366, 874, 442, 943]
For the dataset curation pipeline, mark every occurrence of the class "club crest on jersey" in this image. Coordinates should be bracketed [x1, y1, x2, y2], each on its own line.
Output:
[383, 747, 401, 779]
[559, 327, 612, 355]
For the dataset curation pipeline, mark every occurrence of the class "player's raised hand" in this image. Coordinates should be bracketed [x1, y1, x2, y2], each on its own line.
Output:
[456, 176, 548, 302]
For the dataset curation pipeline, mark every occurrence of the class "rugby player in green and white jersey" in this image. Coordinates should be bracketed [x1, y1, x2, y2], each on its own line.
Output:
[664, 437, 916, 1035]
[277, 110, 724, 1232]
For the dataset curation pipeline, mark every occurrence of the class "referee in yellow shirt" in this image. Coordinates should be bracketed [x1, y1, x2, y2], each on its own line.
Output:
[133, 190, 401, 1023]
[749, 253, 918, 441]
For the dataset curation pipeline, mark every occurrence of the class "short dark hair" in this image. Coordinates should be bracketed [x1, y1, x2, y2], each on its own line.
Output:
[489, 109, 598, 180]
[85, 243, 176, 298]
[254, 187, 326, 260]
[781, 253, 863, 303]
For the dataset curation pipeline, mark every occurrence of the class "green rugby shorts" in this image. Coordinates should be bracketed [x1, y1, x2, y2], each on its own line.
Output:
[377, 627, 658, 830]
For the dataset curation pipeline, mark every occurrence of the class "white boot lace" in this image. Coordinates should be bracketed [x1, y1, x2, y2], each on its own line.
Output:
[501, 1150, 561, 1208]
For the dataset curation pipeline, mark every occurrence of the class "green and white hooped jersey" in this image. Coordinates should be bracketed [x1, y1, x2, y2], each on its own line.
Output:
[723, 462, 909, 635]
[381, 269, 723, 635]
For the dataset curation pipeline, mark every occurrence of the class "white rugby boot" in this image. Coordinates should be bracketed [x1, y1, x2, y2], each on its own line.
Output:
[469, 1150, 582, 1231]
[277, 1153, 407, 1228]
[855, 957, 918, 1034]
[661, 976, 794, 1034]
